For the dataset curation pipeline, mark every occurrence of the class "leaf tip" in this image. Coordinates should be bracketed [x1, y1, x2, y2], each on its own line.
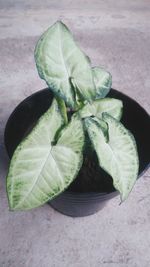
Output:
[120, 196, 126, 205]
[8, 201, 15, 212]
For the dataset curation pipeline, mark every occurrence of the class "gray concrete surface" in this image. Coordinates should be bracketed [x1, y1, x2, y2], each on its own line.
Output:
[0, 1, 150, 266]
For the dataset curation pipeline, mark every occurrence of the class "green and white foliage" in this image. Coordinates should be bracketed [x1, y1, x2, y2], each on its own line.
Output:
[92, 67, 112, 98]
[35, 21, 96, 108]
[84, 114, 139, 201]
[6, 21, 139, 210]
[80, 98, 123, 121]
[7, 100, 84, 210]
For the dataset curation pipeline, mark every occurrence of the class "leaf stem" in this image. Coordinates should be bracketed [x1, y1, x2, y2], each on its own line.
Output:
[56, 96, 68, 125]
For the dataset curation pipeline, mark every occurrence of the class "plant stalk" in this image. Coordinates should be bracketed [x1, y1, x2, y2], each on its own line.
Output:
[56, 96, 68, 125]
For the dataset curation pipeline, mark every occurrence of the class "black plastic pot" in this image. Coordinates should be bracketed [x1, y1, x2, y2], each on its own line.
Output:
[4, 88, 150, 217]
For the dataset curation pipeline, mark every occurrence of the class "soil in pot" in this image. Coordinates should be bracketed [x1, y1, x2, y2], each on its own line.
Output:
[68, 148, 115, 193]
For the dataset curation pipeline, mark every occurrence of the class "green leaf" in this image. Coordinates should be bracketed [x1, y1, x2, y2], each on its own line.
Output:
[7, 99, 84, 210]
[84, 114, 139, 201]
[35, 21, 96, 108]
[80, 98, 123, 121]
[93, 67, 112, 98]
[89, 117, 109, 142]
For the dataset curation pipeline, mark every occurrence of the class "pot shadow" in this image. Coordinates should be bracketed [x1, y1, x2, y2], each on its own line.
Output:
[0, 116, 10, 180]
[0, 138, 9, 199]
[0, 143, 9, 170]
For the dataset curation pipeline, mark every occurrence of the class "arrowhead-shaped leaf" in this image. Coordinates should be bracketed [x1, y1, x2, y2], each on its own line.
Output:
[93, 67, 112, 98]
[35, 21, 96, 108]
[7, 99, 84, 210]
[84, 114, 139, 201]
[80, 98, 123, 121]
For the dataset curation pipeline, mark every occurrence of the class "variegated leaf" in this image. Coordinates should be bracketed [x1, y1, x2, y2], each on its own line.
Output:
[7, 99, 84, 210]
[35, 21, 96, 108]
[93, 67, 112, 98]
[84, 113, 139, 201]
[80, 98, 123, 121]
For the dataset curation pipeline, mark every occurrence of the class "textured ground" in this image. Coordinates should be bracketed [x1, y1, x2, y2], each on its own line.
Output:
[0, 1, 150, 266]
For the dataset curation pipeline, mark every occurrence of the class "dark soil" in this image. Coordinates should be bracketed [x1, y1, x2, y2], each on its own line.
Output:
[68, 149, 115, 193]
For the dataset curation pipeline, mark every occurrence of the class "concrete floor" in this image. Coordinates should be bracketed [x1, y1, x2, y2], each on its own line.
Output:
[0, 1, 150, 266]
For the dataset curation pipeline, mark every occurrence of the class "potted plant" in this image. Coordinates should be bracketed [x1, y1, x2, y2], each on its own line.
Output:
[5, 21, 150, 217]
